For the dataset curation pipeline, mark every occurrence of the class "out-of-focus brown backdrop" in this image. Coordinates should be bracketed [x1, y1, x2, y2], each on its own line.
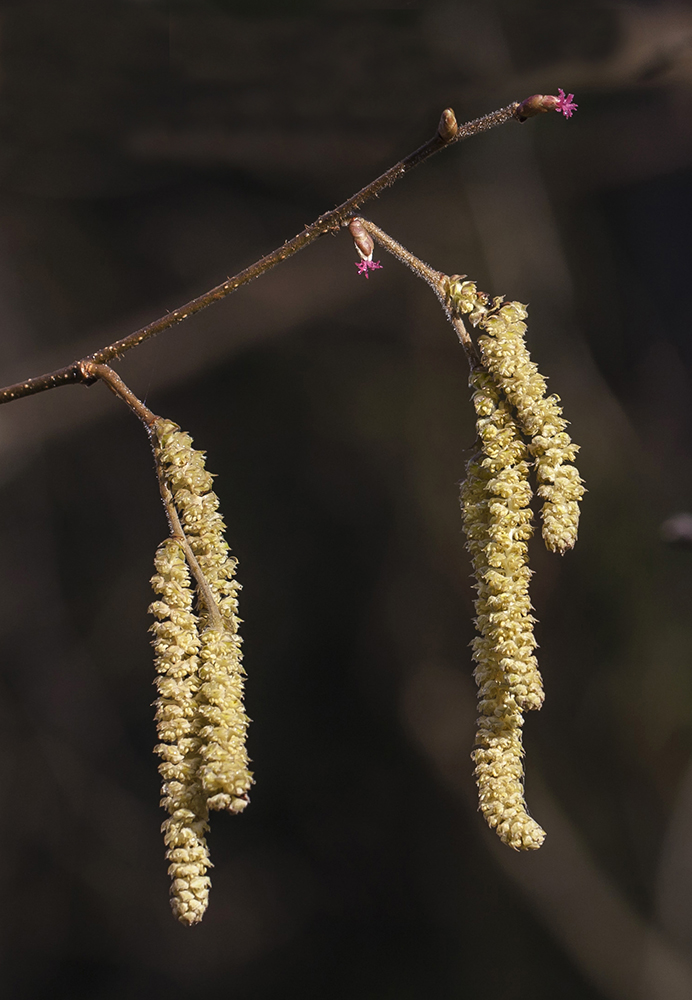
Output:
[1, 2, 691, 998]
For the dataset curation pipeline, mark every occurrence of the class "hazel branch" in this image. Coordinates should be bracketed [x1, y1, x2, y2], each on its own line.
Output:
[0, 100, 529, 406]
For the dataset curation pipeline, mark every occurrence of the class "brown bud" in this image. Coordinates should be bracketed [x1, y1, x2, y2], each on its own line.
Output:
[348, 218, 374, 260]
[515, 94, 559, 122]
[438, 108, 458, 141]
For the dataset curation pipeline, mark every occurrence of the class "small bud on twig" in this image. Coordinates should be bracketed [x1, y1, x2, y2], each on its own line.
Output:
[438, 108, 458, 141]
[516, 94, 558, 120]
[348, 217, 375, 260]
[348, 217, 383, 278]
[516, 89, 577, 122]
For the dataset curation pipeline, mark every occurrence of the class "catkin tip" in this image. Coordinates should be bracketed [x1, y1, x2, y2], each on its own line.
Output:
[473, 714, 546, 851]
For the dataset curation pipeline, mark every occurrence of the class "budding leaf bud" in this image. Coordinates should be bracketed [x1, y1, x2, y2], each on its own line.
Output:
[438, 108, 458, 141]
[515, 94, 559, 121]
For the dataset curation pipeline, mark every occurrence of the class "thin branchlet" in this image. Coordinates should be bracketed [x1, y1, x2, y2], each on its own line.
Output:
[0, 99, 531, 406]
[354, 218, 481, 364]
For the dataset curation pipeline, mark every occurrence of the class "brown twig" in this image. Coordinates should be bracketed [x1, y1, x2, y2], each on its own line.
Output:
[0, 101, 522, 406]
[354, 217, 481, 368]
[353, 217, 444, 289]
[78, 361, 158, 425]
[446, 312, 480, 367]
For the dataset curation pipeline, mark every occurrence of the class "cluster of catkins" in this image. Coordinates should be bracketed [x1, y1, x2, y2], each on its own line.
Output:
[446, 277, 584, 850]
[149, 418, 253, 924]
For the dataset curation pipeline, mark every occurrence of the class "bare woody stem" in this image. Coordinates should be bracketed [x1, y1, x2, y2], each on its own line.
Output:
[0, 101, 522, 406]
[354, 217, 480, 368]
[79, 361, 158, 425]
[447, 312, 480, 368]
[82, 362, 224, 629]
[353, 217, 444, 290]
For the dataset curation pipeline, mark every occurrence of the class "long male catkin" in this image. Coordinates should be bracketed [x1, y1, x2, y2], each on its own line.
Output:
[461, 372, 545, 850]
[475, 300, 585, 554]
[153, 419, 252, 816]
[150, 419, 252, 923]
[448, 280, 585, 554]
[447, 276, 583, 849]
[150, 538, 211, 924]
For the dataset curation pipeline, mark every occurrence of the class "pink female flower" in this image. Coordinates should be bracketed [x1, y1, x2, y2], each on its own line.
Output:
[355, 258, 383, 278]
[515, 91, 578, 121]
[555, 88, 578, 118]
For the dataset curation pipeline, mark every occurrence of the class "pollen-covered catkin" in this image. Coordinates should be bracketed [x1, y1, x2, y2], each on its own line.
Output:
[197, 628, 252, 813]
[150, 538, 211, 924]
[152, 418, 253, 815]
[446, 278, 584, 554]
[475, 301, 584, 554]
[153, 419, 242, 629]
[460, 371, 546, 850]
[473, 700, 545, 850]
[464, 372, 543, 714]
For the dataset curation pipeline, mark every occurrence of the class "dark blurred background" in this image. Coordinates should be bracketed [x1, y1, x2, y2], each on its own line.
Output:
[0, 1, 691, 998]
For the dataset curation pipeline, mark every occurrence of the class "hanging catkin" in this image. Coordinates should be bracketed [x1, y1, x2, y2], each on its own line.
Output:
[475, 300, 584, 553]
[153, 419, 252, 816]
[445, 273, 584, 849]
[460, 371, 545, 850]
[150, 419, 253, 923]
[150, 538, 212, 924]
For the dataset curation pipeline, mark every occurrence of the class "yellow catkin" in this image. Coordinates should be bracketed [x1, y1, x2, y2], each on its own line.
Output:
[465, 372, 543, 713]
[446, 279, 584, 554]
[153, 419, 242, 628]
[152, 419, 253, 814]
[476, 301, 584, 554]
[150, 538, 211, 925]
[197, 628, 252, 813]
[460, 371, 546, 850]
[473, 704, 545, 850]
